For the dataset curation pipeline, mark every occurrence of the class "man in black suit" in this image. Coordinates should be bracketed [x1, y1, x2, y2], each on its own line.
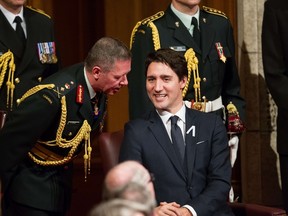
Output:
[0, 37, 131, 216]
[262, 0, 288, 212]
[120, 49, 233, 216]
[0, 0, 59, 115]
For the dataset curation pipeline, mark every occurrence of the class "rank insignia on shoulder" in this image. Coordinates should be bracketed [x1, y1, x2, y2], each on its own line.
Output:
[202, 6, 227, 19]
[37, 42, 58, 64]
[26, 5, 51, 18]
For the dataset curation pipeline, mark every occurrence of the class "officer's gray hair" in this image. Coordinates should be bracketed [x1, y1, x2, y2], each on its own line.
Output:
[84, 37, 131, 72]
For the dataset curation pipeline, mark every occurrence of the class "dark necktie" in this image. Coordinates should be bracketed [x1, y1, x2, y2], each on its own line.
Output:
[170, 115, 185, 162]
[14, 16, 26, 47]
[192, 17, 200, 47]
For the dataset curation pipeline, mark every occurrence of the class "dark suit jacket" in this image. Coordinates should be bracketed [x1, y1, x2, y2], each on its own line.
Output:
[0, 6, 59, 113]
[262, 0, 288, 155]
[128, 6, 245, 121]
[119, 107, 234, 216]
[0, 63, 107, 212]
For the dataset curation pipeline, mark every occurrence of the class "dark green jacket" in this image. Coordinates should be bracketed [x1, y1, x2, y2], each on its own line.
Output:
[0, 63, 107, 212]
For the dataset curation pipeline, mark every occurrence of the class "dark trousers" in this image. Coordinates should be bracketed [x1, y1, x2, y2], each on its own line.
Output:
[279, 154, 288, 213]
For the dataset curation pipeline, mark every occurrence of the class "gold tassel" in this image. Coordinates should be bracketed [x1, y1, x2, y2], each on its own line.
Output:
[0, 50, 16, 110]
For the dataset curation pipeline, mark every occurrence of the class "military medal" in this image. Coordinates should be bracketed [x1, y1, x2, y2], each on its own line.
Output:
[76, 85, 84, 104]
[37, 42, 58, 64]
[215, 42, 226, 63]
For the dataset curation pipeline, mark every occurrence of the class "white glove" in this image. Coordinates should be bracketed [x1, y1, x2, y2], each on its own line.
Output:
[184, 100, 191, 108]
[228, 135, 239, 167]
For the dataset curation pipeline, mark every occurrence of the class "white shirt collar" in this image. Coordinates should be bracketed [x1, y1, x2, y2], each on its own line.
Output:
[84, 67, 97, 99]
[157, 103, 186, 125]
[170, 3, 200, 30]
[0, 4, 24, 29]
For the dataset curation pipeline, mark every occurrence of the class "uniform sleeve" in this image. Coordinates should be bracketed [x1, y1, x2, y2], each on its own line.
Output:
[0, 90, 60, 174]
[221, 18, 246, 121]
[128, 25, 155, 120]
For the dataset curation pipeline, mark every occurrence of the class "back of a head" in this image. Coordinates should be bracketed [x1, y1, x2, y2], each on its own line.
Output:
[102, 161, 156, 211]
[103, 161, 153, 198]
[88, 199, 151, 216]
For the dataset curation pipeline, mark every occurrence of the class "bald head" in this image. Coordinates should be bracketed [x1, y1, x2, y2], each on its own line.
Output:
[103, 161, 155, 200]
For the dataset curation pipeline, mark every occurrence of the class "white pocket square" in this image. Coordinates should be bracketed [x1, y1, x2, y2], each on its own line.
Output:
[196, 140, 205, 145]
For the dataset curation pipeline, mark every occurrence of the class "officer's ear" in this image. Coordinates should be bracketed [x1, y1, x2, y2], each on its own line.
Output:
[92, 65, 102, 81]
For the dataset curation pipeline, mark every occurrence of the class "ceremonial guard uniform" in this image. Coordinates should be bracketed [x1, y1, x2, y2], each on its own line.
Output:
[0, 5, 59, 115]
[128, 5, 245, 124]
[0, 63, 107, 214]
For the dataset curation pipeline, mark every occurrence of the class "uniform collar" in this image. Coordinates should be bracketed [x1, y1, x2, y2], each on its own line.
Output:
[0, 4, 24, 28]
[170, 3, 200, 30]
[157, 102, 186, 125]
[84, 67, 97, 99]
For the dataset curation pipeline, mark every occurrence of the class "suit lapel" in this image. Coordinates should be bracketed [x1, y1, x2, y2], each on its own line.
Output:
[185, 107, 198, 183]
[148, 111, 186, 180]
[199, 11, 215, 61]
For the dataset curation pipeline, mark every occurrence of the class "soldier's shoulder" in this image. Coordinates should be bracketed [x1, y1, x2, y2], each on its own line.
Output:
[202, 6, 228, 19]
[25, 5, 51, 19]
[140, 11, 165, 25]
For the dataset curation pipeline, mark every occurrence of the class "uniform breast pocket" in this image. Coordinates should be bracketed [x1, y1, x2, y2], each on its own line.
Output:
[63, 121, 82, 139]
[208, 46, 232, 84]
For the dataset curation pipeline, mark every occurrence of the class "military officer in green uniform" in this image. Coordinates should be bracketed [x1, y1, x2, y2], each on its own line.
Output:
[0, 37, 131, 216]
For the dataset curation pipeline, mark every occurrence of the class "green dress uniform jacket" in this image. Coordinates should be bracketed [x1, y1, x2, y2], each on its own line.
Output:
[0, 6, 59, 114]
[128, 6, 245, 121]
[0, 63, 107, 213]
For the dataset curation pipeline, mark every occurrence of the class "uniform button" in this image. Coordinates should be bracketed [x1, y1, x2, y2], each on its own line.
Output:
[15, 77, 20, 84]
[64, 166, 69, 170]
[68, 132, 73, 136]
[38, 77, 42, 82]
[16, 99, 21, 104]
[203, 77, 207, 82]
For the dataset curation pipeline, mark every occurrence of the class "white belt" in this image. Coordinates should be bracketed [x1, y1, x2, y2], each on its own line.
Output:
[184, 96, 224, 112]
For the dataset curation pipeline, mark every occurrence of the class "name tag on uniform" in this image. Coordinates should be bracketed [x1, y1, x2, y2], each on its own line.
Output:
[170, 46, 186, 52]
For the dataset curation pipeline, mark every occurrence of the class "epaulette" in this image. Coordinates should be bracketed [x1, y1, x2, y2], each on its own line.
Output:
[202, 6, 227, 19]
[141, 11, 164, 25]
[26, 5, 51, 19]
[130, 11, 164, 49]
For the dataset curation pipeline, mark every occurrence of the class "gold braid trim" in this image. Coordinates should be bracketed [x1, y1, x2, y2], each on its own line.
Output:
[26, 5, 51, 18]
[130, 21, 142, 49]
[147, 22, 161, 51]
[130, 11, 164, 49]
[183, 48, 200, 99]
[28, 96, 92, 180]
[17, 84, 55, 106]
[202, 6, 227, 19]
[0, 50, 16, 110]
